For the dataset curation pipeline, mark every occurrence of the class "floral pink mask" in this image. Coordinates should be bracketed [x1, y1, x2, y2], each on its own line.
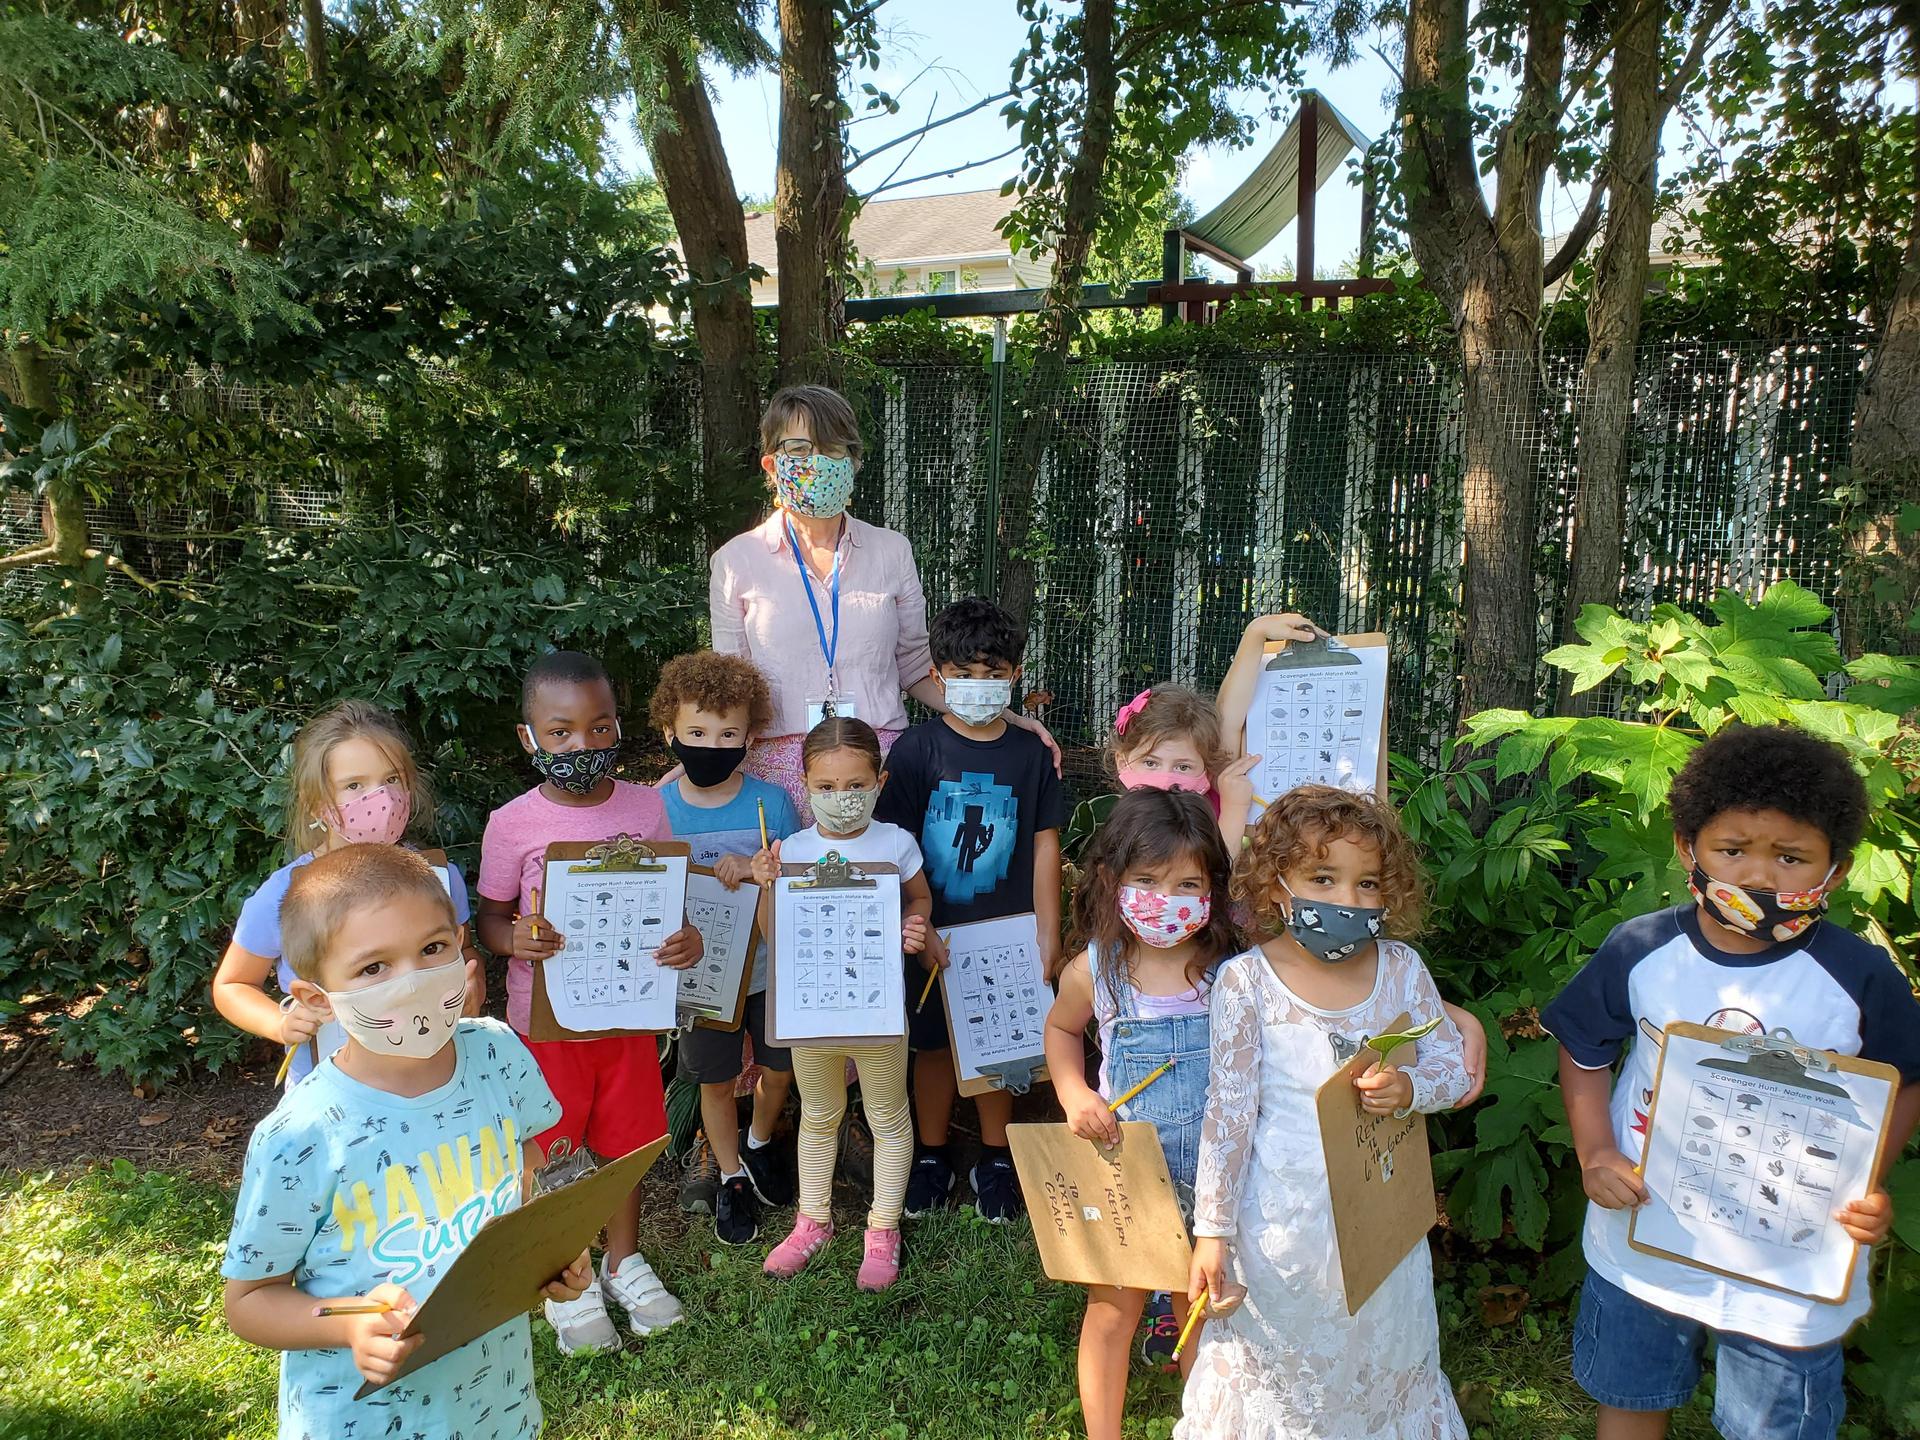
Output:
[1118, 885, 1211, 949]
[1117, 766, 1212, 796]
[324, 785, 411, 846]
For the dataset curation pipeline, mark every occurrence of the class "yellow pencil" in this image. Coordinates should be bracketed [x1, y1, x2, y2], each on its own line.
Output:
[1107, 1058, 1174, 1112]
[313, 1300, 392, 1318]
[758, 798, 769, 851]
[529, 885, 541, 941]
[1172, 1293, 1208, 1360]
[274, 1045, 296, 1087]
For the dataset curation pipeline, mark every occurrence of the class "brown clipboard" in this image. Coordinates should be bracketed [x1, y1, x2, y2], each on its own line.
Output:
[353, 1136, 668, 1398]
[680, 862, 761, 1033]
[1259, 631, 1391, 798]
[938, 914, 1052, 1098]
[1628, 1023, 1900, 1303]
[1008, 1121, 1194, 1293]
[1314, 1010, 1439, 1315]
[764, 852, 905, 1049]
[528, 836, 691, 1042]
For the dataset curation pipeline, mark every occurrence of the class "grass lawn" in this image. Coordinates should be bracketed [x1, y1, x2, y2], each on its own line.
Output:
[0, 1163, 1733, 1440]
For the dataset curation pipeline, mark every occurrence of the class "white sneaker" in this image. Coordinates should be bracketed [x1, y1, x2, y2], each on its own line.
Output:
[543, 1275, 621, 1355]
[601, 1252, 684, 1335]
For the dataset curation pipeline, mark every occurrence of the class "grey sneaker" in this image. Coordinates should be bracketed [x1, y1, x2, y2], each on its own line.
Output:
[601, 1252, 683, 1335]
[544, 1275, 621, 1355]
[677, 1135, 719, 1215]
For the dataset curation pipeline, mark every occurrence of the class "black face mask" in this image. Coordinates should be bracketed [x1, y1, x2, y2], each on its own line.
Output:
[670, 737, 749, 790]
[519, 725, 622, 795]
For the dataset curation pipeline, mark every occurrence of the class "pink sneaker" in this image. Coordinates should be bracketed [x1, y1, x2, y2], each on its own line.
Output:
[764, 1214, 834, 1278]
[856, 1226, 902, 1291]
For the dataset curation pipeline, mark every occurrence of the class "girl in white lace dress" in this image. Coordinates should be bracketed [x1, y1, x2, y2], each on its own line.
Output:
[1179, 786, 1470, 1440]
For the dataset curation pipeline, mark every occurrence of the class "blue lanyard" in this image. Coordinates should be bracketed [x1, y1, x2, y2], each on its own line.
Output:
[785, 517, 842, 685]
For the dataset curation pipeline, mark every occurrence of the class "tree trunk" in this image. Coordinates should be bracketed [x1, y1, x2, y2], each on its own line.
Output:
[999, 0, 1118, 633]
[234, 0, 293, 252]
[1400, 0, 1563, 723]
[774, 0, 849, 389]
[2, 341, 88, 569]
[644, 43, 764, 541]
[1561, 0, 1664, 703]
[299, 0, 329, 88]
[1846, 3, 1920, 656]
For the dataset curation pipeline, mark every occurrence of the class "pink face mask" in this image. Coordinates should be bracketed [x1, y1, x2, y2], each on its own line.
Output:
[324, 785, 411, 846]
[1116, 766, 1212, 796]
[1118, 885, 1212, 948]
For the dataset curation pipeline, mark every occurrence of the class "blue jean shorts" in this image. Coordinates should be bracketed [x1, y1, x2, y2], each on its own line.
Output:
[1572, 1271, 1845, 1440]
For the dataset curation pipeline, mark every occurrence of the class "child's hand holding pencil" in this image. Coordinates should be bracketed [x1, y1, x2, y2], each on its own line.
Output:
[329, 1281, 420, 1388]
[511, 889, 561, 964]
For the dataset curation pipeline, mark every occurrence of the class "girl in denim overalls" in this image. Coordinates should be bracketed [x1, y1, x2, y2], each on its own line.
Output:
[1044, 787, 1241, 1440]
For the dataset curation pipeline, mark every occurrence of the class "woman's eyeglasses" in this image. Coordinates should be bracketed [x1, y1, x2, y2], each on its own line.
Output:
[773, 437, 853, 460]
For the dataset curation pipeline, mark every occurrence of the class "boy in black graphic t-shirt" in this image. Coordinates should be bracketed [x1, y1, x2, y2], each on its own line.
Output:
[877, 597, 1065, 1222]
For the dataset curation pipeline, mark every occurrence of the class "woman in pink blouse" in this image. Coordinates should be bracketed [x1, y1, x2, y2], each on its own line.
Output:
[710, 385, 1057, 810]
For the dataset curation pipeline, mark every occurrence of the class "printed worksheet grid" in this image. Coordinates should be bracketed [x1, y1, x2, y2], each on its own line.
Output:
[561, 881, 665, 1009]
[683, 893, 735, 1011]
[1673, 1078, 1845, 1252]
[955, 943, 1045, 1058]
[1261, 674, 1369, 792]
[791, 896, 887, 1012]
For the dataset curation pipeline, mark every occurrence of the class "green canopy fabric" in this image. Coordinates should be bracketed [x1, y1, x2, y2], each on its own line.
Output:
[1186, 91, 1373, 263]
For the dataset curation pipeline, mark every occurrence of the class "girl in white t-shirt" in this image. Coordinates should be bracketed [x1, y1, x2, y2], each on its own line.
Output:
[751, 716, 933, 1292]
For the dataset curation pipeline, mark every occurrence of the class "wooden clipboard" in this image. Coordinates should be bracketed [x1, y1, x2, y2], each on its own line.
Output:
[937, 913, 1052, 1098]
[1628, 1024, 1900, 1303]
[1254, 631, 1391, 799]
[680, 863, 761, 1033]
[353, 1136, 667, 1398]
[1007, 1121, 1194, 1293]
[1315, 1010, 1439, 1315]
[528, 836, 691, 1042]
[765, 852, 906, 1048]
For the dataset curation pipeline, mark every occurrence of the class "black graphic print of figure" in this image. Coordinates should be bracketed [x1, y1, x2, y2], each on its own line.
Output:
[952, 803, 996, 875]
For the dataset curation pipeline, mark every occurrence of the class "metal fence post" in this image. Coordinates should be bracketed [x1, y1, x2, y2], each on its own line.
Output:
[981, 317, 1008, 598]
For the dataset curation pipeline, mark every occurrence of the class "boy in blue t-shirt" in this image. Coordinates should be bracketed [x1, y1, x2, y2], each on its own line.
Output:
[222, 844, 589, 1440]
[1542, 724, 1920, 1440]
[650, 651, 802, 1246]
[877, 597, 1064, 1223]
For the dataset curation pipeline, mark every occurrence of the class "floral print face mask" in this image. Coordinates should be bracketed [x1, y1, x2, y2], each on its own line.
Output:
[1118, 885, 1211, 949]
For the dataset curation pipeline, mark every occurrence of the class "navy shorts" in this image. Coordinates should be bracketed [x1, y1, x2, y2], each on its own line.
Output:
[906, 954, 950, 1053]
[677, 991, 792, 1084]
[1572, 1271, 1844, 1440]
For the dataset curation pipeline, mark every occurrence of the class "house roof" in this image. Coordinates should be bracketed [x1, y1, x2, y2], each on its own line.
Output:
[744, 187, 1034, 277]
[1185, 91, 1373, 262]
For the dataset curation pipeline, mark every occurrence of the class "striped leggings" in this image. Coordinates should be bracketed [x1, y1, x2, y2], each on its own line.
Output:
[789, 1038, 912, 1230]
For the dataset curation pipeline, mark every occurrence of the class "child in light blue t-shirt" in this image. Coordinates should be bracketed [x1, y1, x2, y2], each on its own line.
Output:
[651, 651, 801, 1247]
[222, 845, 588, 1440]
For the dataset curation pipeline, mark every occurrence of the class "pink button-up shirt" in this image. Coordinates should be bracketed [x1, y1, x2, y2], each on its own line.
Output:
[709, 510, 933, 738]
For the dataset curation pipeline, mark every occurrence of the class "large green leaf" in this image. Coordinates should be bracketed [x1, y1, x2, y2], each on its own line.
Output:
[1847, 653, 1920, 716]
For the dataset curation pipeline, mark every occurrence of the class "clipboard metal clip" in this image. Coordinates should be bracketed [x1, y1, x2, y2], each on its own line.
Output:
[790, 851, 878, 891]
[533, 1136, 600, 1196]
[571, 834, 668, 874]
[1262, 634, 1360, 671]
[1721, 1027, 1838, 1074]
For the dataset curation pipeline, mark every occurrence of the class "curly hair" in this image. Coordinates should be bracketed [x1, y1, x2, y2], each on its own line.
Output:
[648, 651, 775, 737]
[1668, 723, 1868, 854]
[1105, 684, 1228, 782]
[1232, 785, 1427, 938]
[1071, 788, 1241, 999]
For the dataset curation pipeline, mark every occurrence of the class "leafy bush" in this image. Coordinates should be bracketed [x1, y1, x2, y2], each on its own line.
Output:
[0, 523, 702, 1083]
[1402, 581, 1919, 1426]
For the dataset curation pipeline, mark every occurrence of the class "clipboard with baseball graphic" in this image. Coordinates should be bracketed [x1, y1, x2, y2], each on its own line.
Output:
[1629, 1024, 1899, 1303]
[528, 836, 690, 1041]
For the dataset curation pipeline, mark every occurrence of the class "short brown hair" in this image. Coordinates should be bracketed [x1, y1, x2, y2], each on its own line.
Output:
[759, 385, 864, 461]
[1232, 785, 1427, 938]
[800, 715, 884, 779]
[648, 651, 774, 737]
[281, 844, 457, 983]
[1107, 684, 1227, 781]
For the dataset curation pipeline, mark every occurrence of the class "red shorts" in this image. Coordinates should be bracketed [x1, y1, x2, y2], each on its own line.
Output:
[526, 1034, 667, 1162]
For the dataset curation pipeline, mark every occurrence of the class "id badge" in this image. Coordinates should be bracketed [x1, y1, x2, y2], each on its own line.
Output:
[805, 693, 857, 730]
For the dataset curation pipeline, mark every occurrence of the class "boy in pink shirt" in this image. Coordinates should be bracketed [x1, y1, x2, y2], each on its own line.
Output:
[476, 650, 701, 1354]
